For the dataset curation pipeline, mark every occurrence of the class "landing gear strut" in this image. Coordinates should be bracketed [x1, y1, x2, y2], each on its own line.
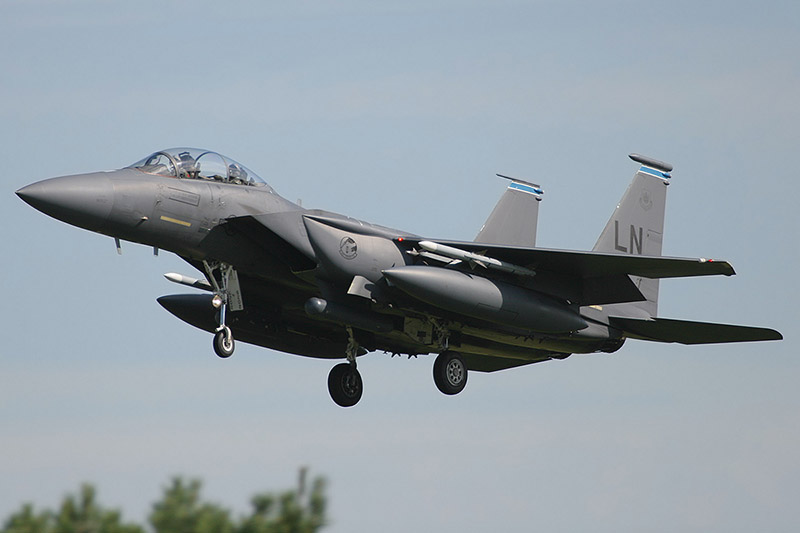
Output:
[327, 327, 364, 407]
[433, 350, 468, 395]
[204, 260, 242, 359]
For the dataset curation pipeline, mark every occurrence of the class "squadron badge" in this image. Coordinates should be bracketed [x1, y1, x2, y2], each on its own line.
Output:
[339, 236, 358, 259]
[639, 189, 653, 211]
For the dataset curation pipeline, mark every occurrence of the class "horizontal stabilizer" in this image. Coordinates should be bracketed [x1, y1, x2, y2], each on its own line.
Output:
[610, 316, 783, 344]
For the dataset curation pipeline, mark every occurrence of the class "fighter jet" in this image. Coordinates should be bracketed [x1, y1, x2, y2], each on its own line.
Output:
[16, 148, 782, 406]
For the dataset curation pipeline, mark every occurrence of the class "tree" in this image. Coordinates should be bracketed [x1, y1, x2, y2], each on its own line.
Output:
[52, 484, 144, 533]
[148, 478, 233, 533]
[2, 504, 50, 533]
[237, 468, 326, 533]
[2, 484, 143, 533]
[2, 470, 327, 533]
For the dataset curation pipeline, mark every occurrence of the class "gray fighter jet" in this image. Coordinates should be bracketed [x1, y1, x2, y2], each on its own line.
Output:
[16, 149, 782, 406]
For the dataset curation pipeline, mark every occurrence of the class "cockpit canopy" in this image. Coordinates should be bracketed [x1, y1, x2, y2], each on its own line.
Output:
[128, 148, 270, 189]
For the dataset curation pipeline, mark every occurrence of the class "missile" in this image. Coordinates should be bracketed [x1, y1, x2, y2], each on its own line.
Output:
[418, 240, 536, 277]
[383, 265, 587, 333]
[164, 272, 213, 292]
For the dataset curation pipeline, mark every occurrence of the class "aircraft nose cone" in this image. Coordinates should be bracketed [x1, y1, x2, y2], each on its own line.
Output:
[16, 173, 114, 232]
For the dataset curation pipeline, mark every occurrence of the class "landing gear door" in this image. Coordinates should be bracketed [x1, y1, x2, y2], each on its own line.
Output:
[225, 268, 244, 311]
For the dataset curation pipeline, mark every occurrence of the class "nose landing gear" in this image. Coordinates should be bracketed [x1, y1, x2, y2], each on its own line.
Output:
[213, 326, 235, 358]
[204, 260, 242, 359]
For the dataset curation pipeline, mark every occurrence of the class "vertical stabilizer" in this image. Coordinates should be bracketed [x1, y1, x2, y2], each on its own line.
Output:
[475, 175, 543, 247]
[593, 154, 672, 317]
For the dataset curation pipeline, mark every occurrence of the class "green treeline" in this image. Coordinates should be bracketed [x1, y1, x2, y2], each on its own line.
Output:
[2, 470, 326, 533]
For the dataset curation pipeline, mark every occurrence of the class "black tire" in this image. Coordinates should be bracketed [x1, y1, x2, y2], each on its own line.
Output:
[213, 327, 235, 358]
[328, 363, 363, 407]
[433, 351, 467, 395]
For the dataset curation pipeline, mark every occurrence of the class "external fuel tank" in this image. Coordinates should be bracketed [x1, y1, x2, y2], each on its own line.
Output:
[382, 265, 587, 333]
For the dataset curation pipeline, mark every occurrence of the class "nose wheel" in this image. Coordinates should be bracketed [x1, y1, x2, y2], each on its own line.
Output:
[213, 326, 235, 358]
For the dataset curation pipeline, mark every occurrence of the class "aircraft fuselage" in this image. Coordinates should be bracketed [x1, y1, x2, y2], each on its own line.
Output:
[17, 165, 621, 363]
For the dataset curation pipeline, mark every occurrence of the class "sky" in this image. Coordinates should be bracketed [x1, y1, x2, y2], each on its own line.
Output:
[1, 0, 798, 531]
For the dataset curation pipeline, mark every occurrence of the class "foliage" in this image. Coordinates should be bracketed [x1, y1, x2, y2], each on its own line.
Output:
[237, 470, 326, 533]
[3, 484, 143, 533]
[2, 470, 326, 533]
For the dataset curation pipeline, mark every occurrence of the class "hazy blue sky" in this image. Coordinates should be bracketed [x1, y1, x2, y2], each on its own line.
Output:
[2, 1, 798, 531]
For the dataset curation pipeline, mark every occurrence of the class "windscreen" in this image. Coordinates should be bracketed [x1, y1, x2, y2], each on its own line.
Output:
[128, 148, 270, 189]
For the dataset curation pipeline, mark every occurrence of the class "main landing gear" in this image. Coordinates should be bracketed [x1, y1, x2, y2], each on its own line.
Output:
[327, 327, 363, 407]
[326, 340, 468, 407]
[328, 363, 363, 407]
[325, 322, 468, 407]
[429, 322, 467, 396]
[433, 350, 468, 395]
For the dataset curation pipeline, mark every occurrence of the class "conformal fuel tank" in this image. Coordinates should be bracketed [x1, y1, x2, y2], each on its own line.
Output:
[382, 265, 587, 333]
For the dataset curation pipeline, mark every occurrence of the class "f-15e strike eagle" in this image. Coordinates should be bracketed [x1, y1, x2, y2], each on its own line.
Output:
[17, 149, 782, 406]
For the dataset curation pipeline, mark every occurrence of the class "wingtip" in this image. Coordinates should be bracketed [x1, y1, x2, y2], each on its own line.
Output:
[701, 258, 736, 276]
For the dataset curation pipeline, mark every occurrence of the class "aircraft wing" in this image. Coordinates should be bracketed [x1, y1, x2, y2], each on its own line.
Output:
[397, 238, 735, 279]
[396, 238, 735, 306]
[609, 317, 783, 344]
[522, 247, 735, 278]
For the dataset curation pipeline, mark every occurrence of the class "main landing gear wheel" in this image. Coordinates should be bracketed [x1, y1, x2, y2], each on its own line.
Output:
[328, 363, 363, 407]
[433, 350, 467, 395]
[213, 326, 235, 358]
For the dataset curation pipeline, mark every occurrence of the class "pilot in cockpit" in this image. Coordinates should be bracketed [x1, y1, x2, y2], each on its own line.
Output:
[228, 163, 250, 185]
[177, 151, 198, 179]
